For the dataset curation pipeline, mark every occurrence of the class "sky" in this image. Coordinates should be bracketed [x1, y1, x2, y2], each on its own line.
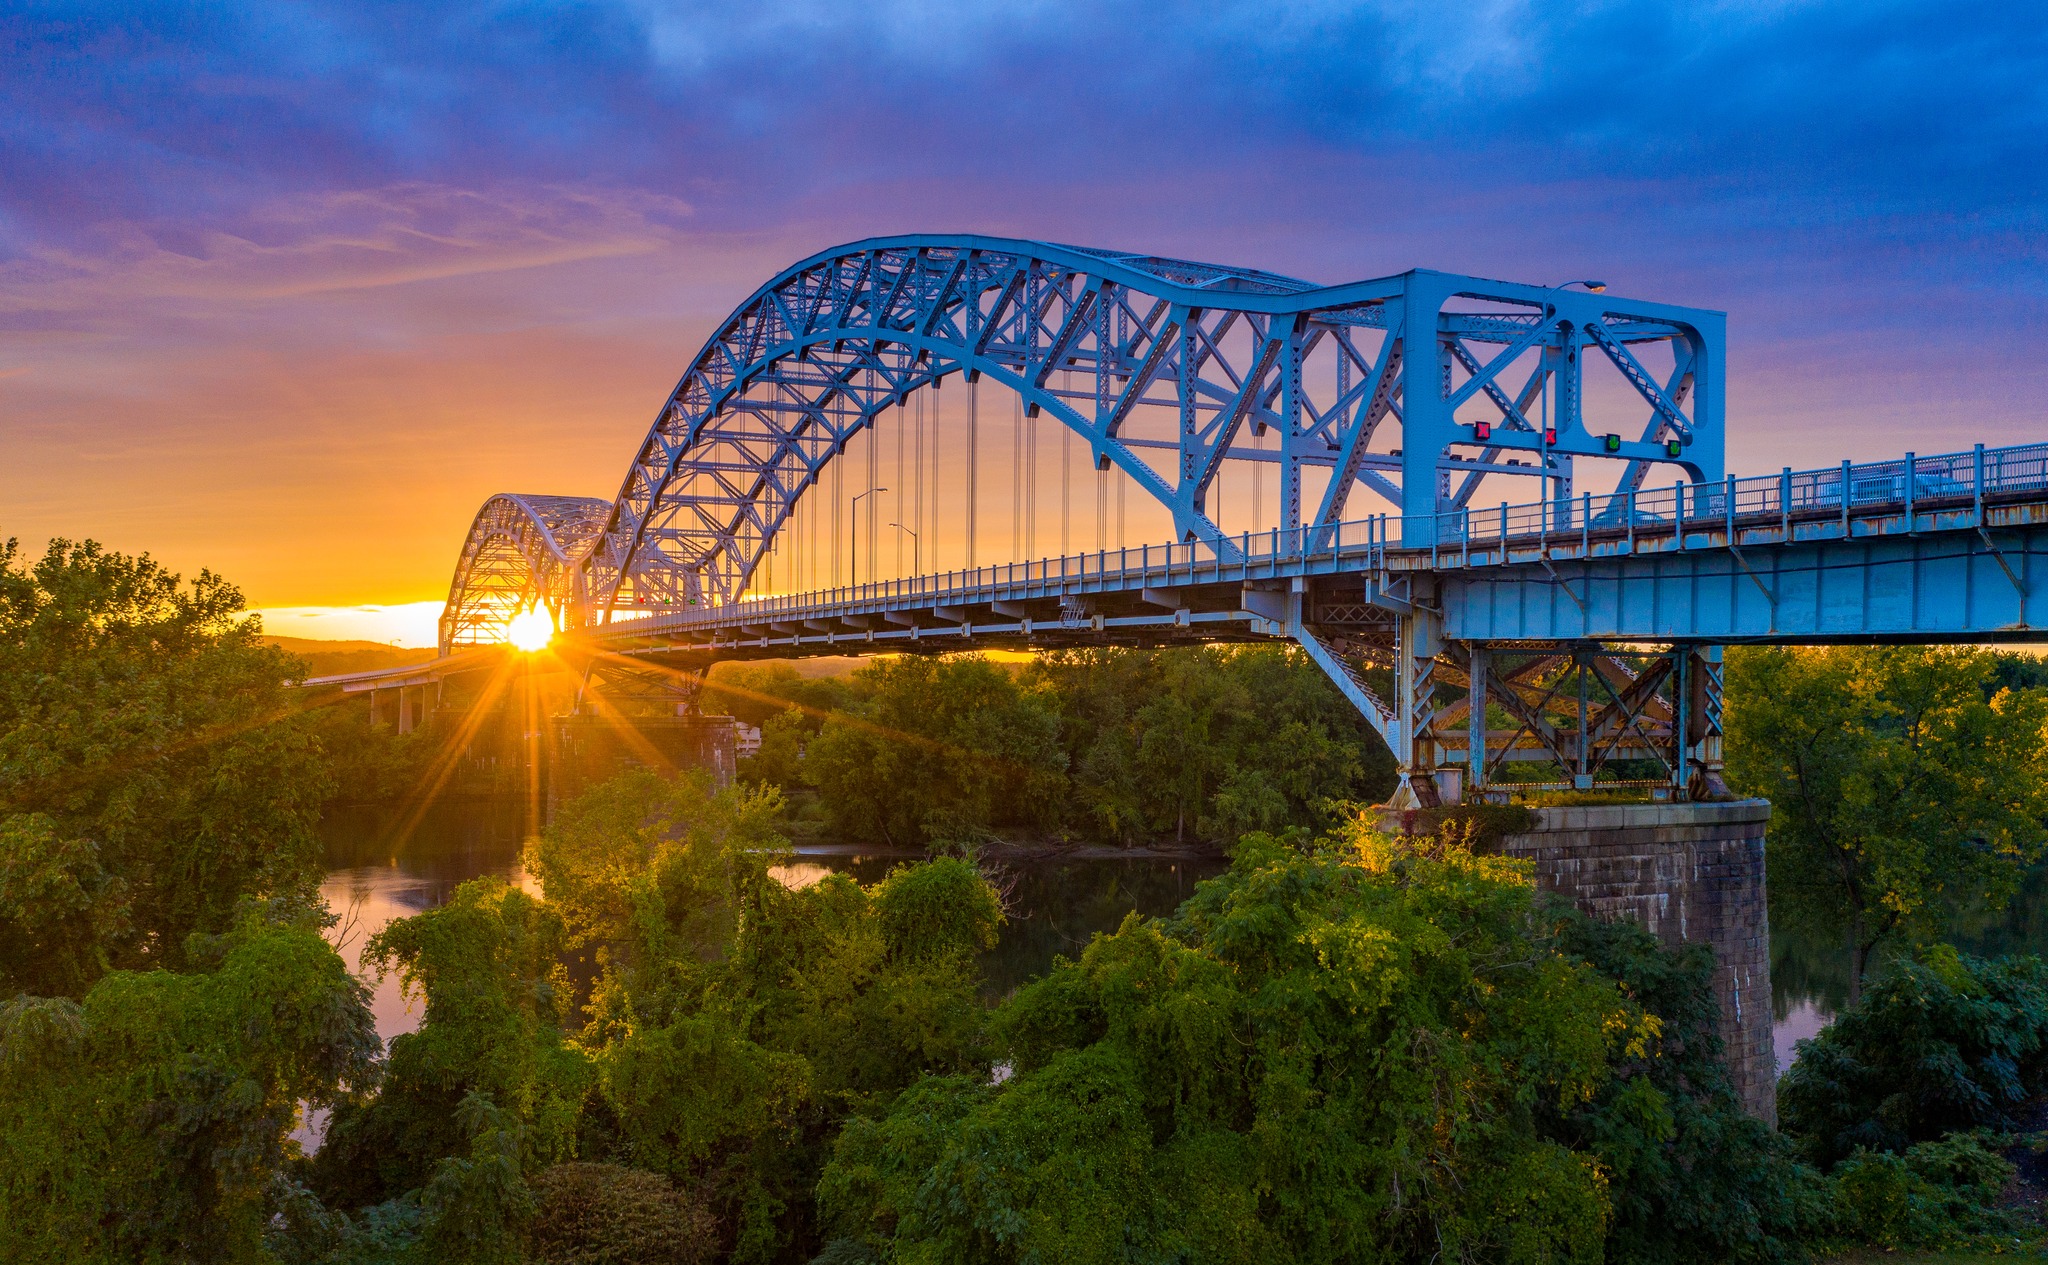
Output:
[4, 1, 2046, 644]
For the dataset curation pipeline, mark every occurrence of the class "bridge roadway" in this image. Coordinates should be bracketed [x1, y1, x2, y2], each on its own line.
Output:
[566, 440, 2048, 805]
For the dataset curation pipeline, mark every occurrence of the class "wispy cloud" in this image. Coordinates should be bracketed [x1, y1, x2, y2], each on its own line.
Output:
[1, 183, 693, 327]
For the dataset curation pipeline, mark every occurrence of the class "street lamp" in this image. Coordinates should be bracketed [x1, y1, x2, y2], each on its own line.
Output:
[888, 521, 920, 575]
[1554, 279, 1607, 292]
[851, 486, 888, 586]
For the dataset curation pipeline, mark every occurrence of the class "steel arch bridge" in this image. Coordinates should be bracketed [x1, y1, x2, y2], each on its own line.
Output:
[436, 234, 2048, 806]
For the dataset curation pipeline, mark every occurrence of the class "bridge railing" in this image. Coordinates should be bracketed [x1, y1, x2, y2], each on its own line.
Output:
[709, 523, 1399, 623]
[1431, 440, 2048, 552]
[613, 440, 2048, 632]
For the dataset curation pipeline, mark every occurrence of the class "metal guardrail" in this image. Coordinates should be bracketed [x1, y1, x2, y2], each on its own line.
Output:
[600, 440, 2048, 635]
[1434, 440, 2048, 553]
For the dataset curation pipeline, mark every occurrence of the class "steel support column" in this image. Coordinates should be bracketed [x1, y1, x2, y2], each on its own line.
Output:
[1391, 596, 1443, 808]
[1466, 642, 1488, 796]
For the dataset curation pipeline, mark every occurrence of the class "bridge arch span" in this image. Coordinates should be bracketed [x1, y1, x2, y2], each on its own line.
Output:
[439, 493, 610, 650]
[442, 234, 1722, 649]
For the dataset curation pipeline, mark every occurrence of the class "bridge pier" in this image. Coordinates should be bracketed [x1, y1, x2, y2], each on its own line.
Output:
[1386, 798, 1775, 1121]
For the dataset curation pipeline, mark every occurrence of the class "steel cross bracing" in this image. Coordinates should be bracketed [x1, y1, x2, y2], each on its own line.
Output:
[490, 437, 2048, 805]
[433, 235, 2047, 807]
[452, 234, 1721, 629]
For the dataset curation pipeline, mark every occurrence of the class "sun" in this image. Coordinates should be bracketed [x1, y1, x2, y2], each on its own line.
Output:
[504, 607, 555, 652]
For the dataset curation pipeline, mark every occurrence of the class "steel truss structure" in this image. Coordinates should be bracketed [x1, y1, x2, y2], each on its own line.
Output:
[442, 234, 2048, 807]
[442, 494, 611, 649]
[443, 234, 1722, 645]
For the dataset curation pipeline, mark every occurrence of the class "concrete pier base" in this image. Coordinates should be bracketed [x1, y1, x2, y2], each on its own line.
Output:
[1496, 800, 1775, 1124]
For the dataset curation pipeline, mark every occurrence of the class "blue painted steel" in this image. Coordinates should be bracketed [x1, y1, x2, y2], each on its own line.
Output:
[440, 235, 1725, 644]
[595, 440, 2048, 650]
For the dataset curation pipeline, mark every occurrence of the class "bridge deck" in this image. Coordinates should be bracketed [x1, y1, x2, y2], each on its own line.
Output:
[590, 441, 2048, 659]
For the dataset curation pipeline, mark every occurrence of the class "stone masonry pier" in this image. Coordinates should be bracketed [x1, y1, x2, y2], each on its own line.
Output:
[1497, 800, 1775, 1123]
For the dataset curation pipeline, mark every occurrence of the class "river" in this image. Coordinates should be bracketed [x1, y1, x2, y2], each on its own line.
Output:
[317, 803, 2048, 1076]
[318, 803, 1226, 1042]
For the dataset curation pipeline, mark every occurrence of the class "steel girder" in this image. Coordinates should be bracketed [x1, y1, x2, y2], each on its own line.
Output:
[517, 235, 1725, 634]
[441, 494, 611, 649]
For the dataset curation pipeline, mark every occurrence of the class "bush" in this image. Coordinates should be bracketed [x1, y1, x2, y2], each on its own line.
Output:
[1779, 946, 2048, 1165]
[818, 820, 1821, 1264]
[1830, 1132, 2019, 1248]
[0, 913, 379, 1264]
[1552, 912, 1831, 1263]
[527, 1162, 717, 1265]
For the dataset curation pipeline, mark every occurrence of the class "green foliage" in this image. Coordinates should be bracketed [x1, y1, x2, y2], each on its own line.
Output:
[305, 703, 448, 808]
[1725, 646, 2048, 992]
[315, 768, 1008, 1264]
[266, 1175, 427, 1265]
[741, 706, 811, 791]
[748, 646, 1396, 848]
[526, 767, 787, 952]
[819, 821, 1735, 1265]
[1030, 645, 1396, 844]
[1391, 802, 1539, 851]
[1828, 1133, 2019, 1250]
[1780, 947, 2048, 1165]
[872, 856, 1005, 964]
[0, 811, 127, 994]
[0, 538, 334, 986]
[1552, 912, 1831, 1263]
[0, 913, 379, 1264]
[526, 1162, 717, 1265]
[580, 844, 1004, 1261]
[803, 655, 1067, 846]
[315, 878, 591, 1206]
[416, 1093, 539, 1265]
[706, 661, 854, 730]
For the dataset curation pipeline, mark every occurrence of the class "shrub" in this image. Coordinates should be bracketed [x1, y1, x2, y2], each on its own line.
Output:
[820, 823, 1718, 1264]
[1830, 1132, 2019, 1248]
[527, 1162, 717, 1265]
[1779, 946, 2048, 1165]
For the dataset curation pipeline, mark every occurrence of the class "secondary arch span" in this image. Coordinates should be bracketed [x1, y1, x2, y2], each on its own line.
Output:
[439, 493, 611, 650]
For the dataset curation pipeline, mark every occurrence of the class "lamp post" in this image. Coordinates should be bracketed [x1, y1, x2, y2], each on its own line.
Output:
[888, 522, 920, 575]
[851, 486, 888, 586]
[1553, 279, 1607, 292]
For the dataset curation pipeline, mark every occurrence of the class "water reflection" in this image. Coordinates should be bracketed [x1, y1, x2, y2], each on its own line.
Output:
[1769, 864, 2048, 1072]
[319, 803, 535, 1041]
[321, 806, 1229, 1046]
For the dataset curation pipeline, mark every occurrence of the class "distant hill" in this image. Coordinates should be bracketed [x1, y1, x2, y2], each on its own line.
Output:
[266, 636, 438, 678]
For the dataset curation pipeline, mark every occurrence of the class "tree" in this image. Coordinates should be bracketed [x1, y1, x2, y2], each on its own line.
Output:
[314, 768, 1007, 1265]
[1779, 946, 2048, 1165]
[0, 911, 379, 1264]
[1725, 646, 2048, 998]
[818, 823, 1694, 1265]
[801, 656, 1067, 846]
[0, 538, 332, 987]
[1029, 645, 1395, 845]
[703, 661, 853, 729]
[312, 879, 593, 1208]
[524, 768, 786, 953]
